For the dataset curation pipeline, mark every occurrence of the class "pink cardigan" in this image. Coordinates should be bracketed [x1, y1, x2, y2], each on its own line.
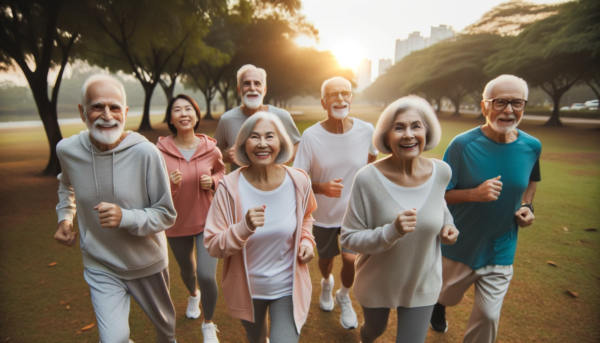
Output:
[204, 165, 317, 333]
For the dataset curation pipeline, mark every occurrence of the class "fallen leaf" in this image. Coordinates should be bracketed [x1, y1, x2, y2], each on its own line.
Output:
[71, 320, 78, 324]
[562, 226, 569, 232]
[566, 290, 578, 298]
[546, 261, 557, 267]
[80, 323, 95, 331]
[584, 228, 598, 232]
[66, 305, 70, 310]
[59, 301, 67, 305]
[48, 262, 57, 267]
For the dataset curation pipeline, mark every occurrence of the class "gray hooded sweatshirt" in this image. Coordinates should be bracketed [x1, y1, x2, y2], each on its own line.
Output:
[56, 131, 177, 280]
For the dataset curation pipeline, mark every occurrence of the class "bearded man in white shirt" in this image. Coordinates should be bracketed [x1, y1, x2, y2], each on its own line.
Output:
[293, 76, 378, 330]
[214, 64, 301, 172]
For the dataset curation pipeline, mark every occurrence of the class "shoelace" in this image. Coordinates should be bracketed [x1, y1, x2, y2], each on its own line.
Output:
[337, 294, 352, 313]
[203, 324, 219, 338]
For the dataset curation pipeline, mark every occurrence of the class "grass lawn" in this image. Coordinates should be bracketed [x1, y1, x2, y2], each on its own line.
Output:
[0, 107, 598, 342]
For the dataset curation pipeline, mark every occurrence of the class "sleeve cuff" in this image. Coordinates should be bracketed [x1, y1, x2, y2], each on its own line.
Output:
[232, 219, 255, 241]
[300, 238, 315, 249]
[57, 210, 74, 224]
[383, 223, 404, 244]
[118, 208, 135, 229]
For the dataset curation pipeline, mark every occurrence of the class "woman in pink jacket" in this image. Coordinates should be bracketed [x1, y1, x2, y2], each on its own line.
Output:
[204, 112, 317, 343]
[157, 94, 225, 343]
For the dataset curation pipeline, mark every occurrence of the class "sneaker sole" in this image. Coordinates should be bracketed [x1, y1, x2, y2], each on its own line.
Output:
[319, 299, 334, 312]
[334, 296, 357, 330]
[186, 312, 201, 319]
[429, 321, 448, 333]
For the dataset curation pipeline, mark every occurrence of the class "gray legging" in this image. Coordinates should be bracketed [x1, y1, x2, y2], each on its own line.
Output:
[241, 296, 299, 343]
[360, 305, 434, 343]
[167, 232, 218, 320]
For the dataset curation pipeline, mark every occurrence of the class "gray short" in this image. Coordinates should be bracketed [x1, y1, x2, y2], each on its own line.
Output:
[313, 225, 356, 260]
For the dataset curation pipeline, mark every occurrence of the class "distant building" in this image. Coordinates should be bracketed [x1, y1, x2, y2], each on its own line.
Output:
[394, 25, 454, 63]
[378, 59, 392, 77]
[355, 59, 372, 92]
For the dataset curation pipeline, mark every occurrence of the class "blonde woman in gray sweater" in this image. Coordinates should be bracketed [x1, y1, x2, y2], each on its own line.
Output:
[340, 95, 459, 343]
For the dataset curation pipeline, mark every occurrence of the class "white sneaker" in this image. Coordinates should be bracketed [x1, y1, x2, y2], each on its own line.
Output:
[201, 322, 220, 343]
[186, 290, 201, 319]
[319, 275, 334, 311]
[335, 290, 358, 329]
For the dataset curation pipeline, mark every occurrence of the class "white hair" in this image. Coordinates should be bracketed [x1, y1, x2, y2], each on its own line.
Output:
[237, 64, 267, 88]
[321, 76, 352, 99]
[373, 95, 441, 154]
[80, 74, 127, 116]
[482, 74, 529, 106]
[233, 112, 293, 167]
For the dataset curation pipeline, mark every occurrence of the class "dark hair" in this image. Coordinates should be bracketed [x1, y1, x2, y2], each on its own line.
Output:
[166, 94, 202, 134]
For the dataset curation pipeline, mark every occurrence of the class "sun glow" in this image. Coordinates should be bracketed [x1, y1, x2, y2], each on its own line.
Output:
[294, 35, 317, 47]
[332, 39, 366, 69]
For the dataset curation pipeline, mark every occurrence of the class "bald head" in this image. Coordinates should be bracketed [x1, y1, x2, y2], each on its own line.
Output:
[321, 77, 352, 99]
[80, 74, 127, 116]
[483, 75, 528, 104]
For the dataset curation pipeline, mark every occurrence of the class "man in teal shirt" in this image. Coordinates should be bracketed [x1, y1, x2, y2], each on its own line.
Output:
[430, 75, 541, 343]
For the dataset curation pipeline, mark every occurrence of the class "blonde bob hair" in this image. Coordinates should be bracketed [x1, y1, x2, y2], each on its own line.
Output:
[373, 95, 441, 154]
[233, 112, 293, 167]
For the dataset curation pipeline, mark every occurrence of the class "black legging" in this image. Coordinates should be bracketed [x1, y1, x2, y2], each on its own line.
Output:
[167, 232, 218, 320]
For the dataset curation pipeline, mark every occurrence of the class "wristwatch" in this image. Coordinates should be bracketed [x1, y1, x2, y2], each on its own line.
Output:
[521, 203, 534, 213]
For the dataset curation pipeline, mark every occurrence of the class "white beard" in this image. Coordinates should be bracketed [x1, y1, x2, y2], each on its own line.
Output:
[243, 91, 264, 109]
[491, 113, 520, 134]
[331, 101, 350, 119]
[87, 117, 124, 145]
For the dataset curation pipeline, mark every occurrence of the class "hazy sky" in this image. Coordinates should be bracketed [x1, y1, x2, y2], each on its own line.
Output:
[298, 0, 566, 78]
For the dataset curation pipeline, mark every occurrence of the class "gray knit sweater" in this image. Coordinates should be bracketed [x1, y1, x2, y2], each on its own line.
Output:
[340, 159, 454, 308]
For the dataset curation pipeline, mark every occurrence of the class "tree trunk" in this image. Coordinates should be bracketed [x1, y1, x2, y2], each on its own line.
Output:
[138, 83, 157, 131]
[451, 97, 461, 117]
[203, 89, 214, 120]
[30, 83, 63, 175]
[161, 80, 177, 123]
[544, 95, 563, 127]
[435, 97, 442, 112]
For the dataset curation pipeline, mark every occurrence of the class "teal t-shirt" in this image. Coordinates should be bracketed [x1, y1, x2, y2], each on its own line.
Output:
[442, 127, 541, 270]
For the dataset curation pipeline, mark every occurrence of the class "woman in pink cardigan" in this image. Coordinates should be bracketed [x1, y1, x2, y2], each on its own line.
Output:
[204, 112, 317, 343]
[157, 94, 225, 343]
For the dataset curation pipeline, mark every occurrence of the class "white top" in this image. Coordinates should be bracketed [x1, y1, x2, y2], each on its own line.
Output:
[178, 148, 195, 162]
[239, 171, 297, 299]
[373, 160, 437, 210]
[293, 118, 377, 227]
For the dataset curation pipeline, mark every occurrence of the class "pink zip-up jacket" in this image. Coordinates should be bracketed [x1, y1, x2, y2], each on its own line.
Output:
[204, 165, 317, 333]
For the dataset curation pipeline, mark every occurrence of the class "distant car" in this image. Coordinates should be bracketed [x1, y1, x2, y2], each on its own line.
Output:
[584, 100, 598, 108]
[570, 103, 586, 110]
[560, 106, 570, 111]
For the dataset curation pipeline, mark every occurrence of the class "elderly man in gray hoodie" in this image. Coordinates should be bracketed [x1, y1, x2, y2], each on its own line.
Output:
[53, 74, 178, 343]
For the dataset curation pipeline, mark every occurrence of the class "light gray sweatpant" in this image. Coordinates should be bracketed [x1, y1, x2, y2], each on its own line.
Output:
[438, 256, 513, 343]
[240, 296, 299, 343]
[167, 232, 219, 320]
[360, 305, 434, 343]
[84, 268, 176, 343]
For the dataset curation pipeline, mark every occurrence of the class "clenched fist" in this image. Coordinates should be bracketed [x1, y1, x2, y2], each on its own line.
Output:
[298, 245, 314, 264]
[94, 202, 123, 228]
[54, 220, 79, 247]
[245, 205, 266, 231]
[200, 175, 213, 190]
[515, 206, 535, 227]
[320, 178, 344, 198]
[394, 208, 417, 236]
[440, 225, 459, 245]
[473, 176, 502, 202]
[170, 169, 182, 185]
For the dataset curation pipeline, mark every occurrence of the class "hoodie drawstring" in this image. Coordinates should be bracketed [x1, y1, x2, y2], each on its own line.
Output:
[112, 152, 115, 196]
[196, 159, 200, 199]
[91, 147, 99, 197]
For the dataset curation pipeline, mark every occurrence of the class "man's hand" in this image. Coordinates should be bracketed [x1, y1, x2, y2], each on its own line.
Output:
[228, 148, 235, 163]
[473, 176, 502, 202]
[54, 220, 78, 247]
[245, 205, 266, 231]
[170, 169, 182, 185]
[200, 175, 213, 190]
[440, 225, 459, 245]
[94, 202, 123, 228]
[394, 208, 417, 236]
[298, 245, 314, 264]
[320, 178, 344, 198]
[515, 206, 535, 227]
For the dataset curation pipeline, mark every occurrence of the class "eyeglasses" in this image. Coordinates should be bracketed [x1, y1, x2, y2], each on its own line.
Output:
[485, 98, 527, 111]
[324, 91, 352, 101]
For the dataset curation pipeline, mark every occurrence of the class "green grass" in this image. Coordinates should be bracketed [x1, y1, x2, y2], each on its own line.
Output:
[0, 107, 598, 342]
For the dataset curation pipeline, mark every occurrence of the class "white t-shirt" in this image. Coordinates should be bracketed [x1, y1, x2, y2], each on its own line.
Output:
[293, 118, 377, 228]
[178, 148, 195, 162]
[373, 160, 437, 210]
[239, 171, 297, 299]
